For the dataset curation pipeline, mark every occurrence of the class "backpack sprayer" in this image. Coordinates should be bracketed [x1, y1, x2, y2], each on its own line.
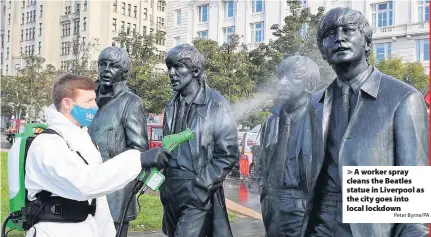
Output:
[115, 128, 194, 237]
[2, 123, 47, 237]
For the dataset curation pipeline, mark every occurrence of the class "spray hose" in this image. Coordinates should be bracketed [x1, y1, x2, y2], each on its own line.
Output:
[1, 212, 21, 237]
[115, 129, 194, 237]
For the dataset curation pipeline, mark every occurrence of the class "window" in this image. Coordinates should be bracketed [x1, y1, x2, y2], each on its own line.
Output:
[251, 22, 264, 43]
[84, 0, 87, 11]
[22, 13, 24, 24]
[224, 0, 234, 18]
[133, 24, 136, 34]
[300, 0, 307, 8]
[6, 65, 8, 75]
[0, 53, 2, 64]
[8, 14, 10, 25]
[31, 45, 34, 55]
[22, 0, 25, 8]
[175, 9, 181, 25]
[8, 1, 11, 9]
[252, 0, 264, 13]
[26, 29, 28, 40]
[113, 18, 117, 31]
[144, 8, 148, 20]
[416, 39, 429, 61]
[25, 46, 28, 55]
[30, 11, 33, 22]
[33, 10, 36, 21]
[20, 47, 23, 55]
[39, 23, 42, 35]
[7, 48, 9, 59]
[27, 12, 29, 23]
[113, 0, 117, 12]
[0, 35, 3, 48]
[40, 5, 43, 17]
[76, 3, 80, 12]
[371, 1, 393, 27]
[66, 6, 71, 15]
[128, 4, 131, 16]
[174, 37, 180, 46]
[157, 0, 165, 12]
[32, 27, 35, 39]
[82, 17, 86, 31]
[29, 28, 32, 40]
[21, 30, 24, 41]
[127, 22, 131, 34]
[74, 20, 80, 34]
[418, 0, 430, 22]
[143, 26, 147, 36]
[198, 31, 208, 39]
[134, 6, 137, 18]
[121, 21, 125, 31]
[198, 5, 208, 22]
[223, 27, 234, 44]
[38, 42, 41, 54]
[374, 42, 391, 63]
[122, 2, 125, 15]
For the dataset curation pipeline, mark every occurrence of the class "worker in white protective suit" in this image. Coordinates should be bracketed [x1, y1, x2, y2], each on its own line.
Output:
[24, 74, 169, 237]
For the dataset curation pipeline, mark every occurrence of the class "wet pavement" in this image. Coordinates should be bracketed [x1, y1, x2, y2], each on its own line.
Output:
[1, 133, 12, 151]
[223, 177, 262, 214]
[129, 216, 266, 237]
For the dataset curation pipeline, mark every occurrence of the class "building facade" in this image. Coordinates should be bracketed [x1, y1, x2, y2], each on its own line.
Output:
[0, 0, 167, 76]
[166, 0, 430, 73]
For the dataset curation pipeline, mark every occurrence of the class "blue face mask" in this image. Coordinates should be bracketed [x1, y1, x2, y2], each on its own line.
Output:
[70, 105, 98, 127]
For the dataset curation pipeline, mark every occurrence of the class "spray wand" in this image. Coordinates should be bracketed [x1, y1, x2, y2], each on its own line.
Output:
[116, 129, 194, 237]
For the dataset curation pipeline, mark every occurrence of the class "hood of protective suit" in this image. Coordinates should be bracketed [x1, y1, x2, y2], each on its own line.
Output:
[44, 104, 100, 159]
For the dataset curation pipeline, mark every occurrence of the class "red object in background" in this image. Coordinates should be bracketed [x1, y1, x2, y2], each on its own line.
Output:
[148, 125, 163, 148]
[238, 182, 249, 203]
[239, 154, 251, 177]
[429, 25, 430, 237]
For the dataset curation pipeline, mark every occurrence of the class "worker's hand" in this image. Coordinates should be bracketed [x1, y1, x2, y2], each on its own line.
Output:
[140, 147, 171, 170]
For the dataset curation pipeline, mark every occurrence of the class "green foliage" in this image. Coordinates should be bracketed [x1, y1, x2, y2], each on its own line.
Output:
[1, 55, 58, 121]
[250, 0, 334, 90]
[369, 54, 428, 91]
[113, 30, 171, 113]
[193, 35, 256, 103]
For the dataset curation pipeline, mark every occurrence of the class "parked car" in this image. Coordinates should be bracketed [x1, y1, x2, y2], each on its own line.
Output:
[239, 124, 262, 180]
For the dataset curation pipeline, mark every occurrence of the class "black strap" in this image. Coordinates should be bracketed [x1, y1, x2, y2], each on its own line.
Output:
[35, 128, 96, 213]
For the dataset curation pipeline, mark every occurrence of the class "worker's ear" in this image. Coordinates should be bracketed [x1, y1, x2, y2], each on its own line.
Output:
[62, 98, 74, 113]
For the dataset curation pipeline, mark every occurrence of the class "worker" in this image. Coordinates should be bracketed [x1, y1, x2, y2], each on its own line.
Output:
[24, 74, 169, 237]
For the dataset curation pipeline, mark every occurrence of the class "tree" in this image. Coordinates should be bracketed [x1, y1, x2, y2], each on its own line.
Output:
[113, 30, 171, 113]
[1, 55, 58, 120]
[251, 0, 334, 90]
[369, 54, 429, 91]
[193, 35, 256, 103]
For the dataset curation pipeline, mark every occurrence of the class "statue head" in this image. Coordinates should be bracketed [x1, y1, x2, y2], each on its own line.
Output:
[98, 46, 131, 87]
[276, 55, 320, 106]
[316, 7, 373, 66]
[165, 43, 205, 92]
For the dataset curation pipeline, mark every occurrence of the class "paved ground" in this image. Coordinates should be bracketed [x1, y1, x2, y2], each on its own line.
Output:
[223, 178, 262, 214]
[1, 133, 12, 151]
[129, 216, 266, 237]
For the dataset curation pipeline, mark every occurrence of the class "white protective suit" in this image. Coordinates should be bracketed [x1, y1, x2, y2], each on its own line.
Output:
[24, 104, 142, 237]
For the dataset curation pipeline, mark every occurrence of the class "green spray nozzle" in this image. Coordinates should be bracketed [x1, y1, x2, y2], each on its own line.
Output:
[162, 128, 194, 152]
[136, 128, 194, 191]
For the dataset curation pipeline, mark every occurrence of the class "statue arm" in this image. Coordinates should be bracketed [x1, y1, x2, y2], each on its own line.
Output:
[392, 90, 429, 236]
[192, 102, 240, 204]
[394, 90, 429, 166]
[125, 100, 149, 151]
[257, 120, 268, 197]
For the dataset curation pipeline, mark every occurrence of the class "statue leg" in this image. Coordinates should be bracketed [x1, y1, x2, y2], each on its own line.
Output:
[114, 222, 129, 237]
[277, 197, 306, 237]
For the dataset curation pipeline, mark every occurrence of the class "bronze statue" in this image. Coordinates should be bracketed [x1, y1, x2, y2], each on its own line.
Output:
[302, 8, 429, 237]
[259, 56, 320, 237]
[159, 44, 240, 237]
[88, 46, 149, 237]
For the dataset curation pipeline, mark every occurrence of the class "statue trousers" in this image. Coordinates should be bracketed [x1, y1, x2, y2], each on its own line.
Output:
[262, 188, 307, 237]
[160, 169, 212, 237]
[307, 191, 353, 237]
